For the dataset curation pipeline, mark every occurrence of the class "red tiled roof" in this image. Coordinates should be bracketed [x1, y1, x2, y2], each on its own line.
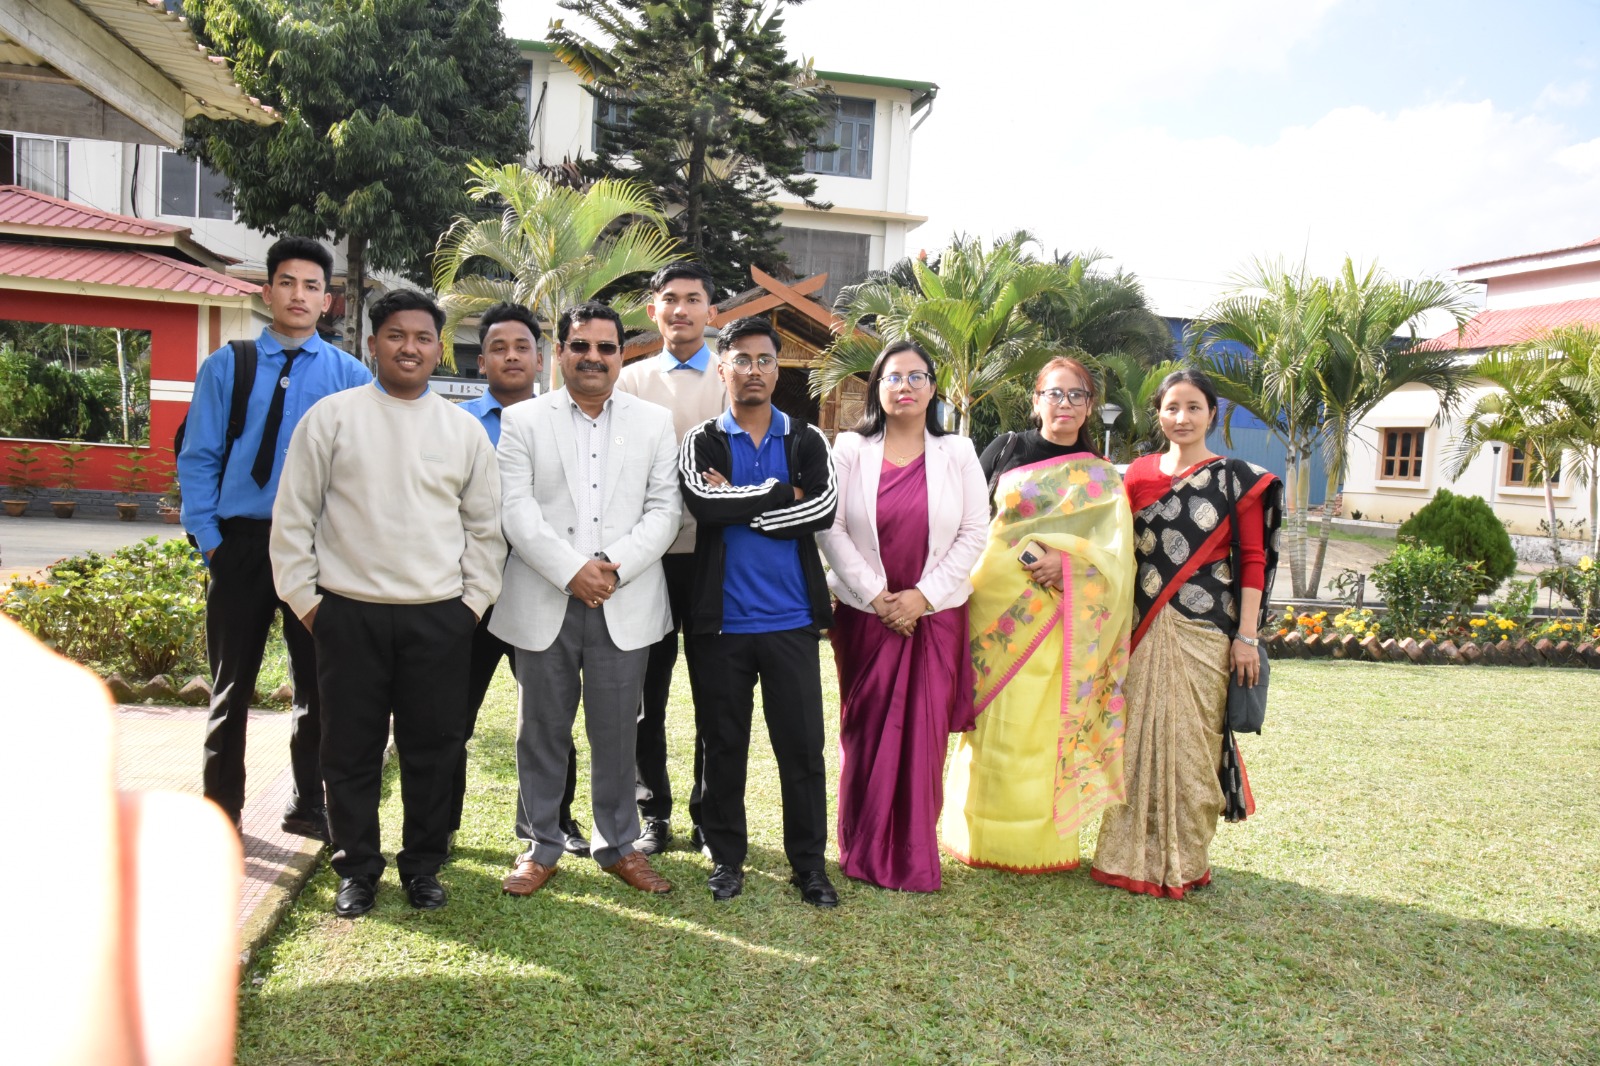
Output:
[1416, 298, 1600, 351]
[0, 185, 183, 238]
[0, 241, 259, 297]
[1457, 236, 1600, 272]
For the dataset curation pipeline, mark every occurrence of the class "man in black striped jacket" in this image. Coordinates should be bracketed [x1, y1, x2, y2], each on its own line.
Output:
[677, 316, 840, 907]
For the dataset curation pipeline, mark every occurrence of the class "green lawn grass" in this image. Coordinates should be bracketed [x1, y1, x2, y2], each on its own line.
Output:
[236, 654, 1600, 1065]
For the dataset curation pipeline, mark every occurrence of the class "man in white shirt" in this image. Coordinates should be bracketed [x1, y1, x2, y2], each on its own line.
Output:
[271, 289, 505, 918]
[493, 302, 682, 897]
[615, 262, 727, 855]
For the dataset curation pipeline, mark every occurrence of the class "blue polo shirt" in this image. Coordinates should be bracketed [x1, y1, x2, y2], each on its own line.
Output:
[657, 344, 714, 373]
[177, 328, 371, 554]
[720, 408, 812, 634]
[458, 391, 507, 445]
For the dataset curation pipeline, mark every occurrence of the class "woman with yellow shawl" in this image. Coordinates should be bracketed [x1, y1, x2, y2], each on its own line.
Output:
[941, 357, 1134, 873]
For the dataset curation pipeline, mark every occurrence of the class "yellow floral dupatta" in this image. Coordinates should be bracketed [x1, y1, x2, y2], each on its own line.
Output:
[969, 453, 1135, 835]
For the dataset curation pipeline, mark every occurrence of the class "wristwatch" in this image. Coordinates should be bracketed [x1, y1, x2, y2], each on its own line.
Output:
[1235, 634, 1260, 647]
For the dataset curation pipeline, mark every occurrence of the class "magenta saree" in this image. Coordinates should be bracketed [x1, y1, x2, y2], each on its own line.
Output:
[830, 456, 977, 892]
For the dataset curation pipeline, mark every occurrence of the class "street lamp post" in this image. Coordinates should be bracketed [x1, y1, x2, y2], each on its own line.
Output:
[1490, 442, 1502, 509]
[1100, 402, 1123, 459]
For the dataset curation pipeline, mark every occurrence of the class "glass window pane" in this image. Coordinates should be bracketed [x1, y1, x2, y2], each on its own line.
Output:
[197, 163, 232, 220]
[159, 151, 197, 216]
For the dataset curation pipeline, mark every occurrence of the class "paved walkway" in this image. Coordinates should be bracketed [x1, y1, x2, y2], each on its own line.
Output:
[112, 703, 324, 960]
[1, 512, 186, 582]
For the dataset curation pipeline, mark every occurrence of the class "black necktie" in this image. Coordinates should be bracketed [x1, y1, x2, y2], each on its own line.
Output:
[250, 348, 300, 488]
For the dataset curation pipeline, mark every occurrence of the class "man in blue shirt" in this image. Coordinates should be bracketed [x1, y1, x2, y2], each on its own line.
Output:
[177, 236, 371, 835]
[454, 302, 588, 858]
[678, 317, 840, 907]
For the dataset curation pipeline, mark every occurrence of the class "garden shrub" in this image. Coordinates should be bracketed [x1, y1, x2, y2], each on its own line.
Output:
[1538, 556, 1600, 626]
[1369, 540, 1482, 639]
[1, 537, 206, 678]
[1396, 489, 1515, 598]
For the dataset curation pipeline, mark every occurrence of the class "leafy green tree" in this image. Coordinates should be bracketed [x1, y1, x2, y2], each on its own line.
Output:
[549, 0, 831, 299]
[815, 232, 1080, 438]
[1191, 259, 1330, 598]
[1397, 489, 1516, 597]
[182, 0, 527, 351]
[433, 161, 680, 372]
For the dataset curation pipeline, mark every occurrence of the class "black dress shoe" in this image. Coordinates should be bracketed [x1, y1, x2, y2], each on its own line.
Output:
[707, 863, 744, 902]
[790, 869, 839, 908]
[637, 818, 672, 855]
[559, 818, 591, 859]
[334, 875, 377, 918]
[404, 874, 447, 910]
[281, 806, 330, 841]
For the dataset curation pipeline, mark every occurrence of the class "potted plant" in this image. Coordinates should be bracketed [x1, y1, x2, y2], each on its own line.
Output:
[111, 449, 150, 521]
[53, 442, 93, 518]
[4, 444, 45, 517]
[157, 464, 182, 524]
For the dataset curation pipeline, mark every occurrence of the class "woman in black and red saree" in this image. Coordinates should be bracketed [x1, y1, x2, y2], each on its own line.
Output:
[1091, 370, 1282, 899]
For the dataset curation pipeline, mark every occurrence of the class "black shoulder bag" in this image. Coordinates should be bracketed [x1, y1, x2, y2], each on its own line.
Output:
[986, 431, 1019, 519]
[1223, 457, 1269, 735]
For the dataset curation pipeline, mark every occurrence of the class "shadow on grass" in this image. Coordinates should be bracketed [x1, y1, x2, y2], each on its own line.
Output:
[240, 859, 1600, 1065]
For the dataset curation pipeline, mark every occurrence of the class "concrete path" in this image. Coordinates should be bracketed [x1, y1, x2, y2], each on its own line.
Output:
[1, 512, 186, 582]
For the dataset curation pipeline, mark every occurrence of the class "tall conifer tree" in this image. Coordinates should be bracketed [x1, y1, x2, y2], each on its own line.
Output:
[550, 0, 831, 299]
[181, 0, 527, 351]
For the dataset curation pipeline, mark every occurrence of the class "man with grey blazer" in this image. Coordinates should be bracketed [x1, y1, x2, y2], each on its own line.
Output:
[491, 302, 683, 897]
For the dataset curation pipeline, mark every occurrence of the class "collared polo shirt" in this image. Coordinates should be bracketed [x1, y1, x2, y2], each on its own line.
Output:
[719, 408, 811, 634]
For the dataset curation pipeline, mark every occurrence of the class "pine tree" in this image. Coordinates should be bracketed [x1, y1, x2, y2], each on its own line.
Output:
[550, 0, 832, 299]
[181, 0, 528, 351]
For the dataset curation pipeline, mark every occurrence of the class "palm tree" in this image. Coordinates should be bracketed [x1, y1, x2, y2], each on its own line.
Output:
[433, 161, 681, 372]
[1446, 344, 1572, 564]
[1310, 260, 1475, 590]
[813, 232, 1079, 437]
[1190, 259, 1330, 598]
[1099, 350, 1186, 461]
[1539, 324, 1600, 556]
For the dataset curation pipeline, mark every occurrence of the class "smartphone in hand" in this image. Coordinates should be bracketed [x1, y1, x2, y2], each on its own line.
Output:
[1018, 541, 1046, 566]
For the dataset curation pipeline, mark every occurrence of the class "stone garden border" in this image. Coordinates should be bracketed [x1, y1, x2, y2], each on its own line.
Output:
[1266, 631, 1600, 667]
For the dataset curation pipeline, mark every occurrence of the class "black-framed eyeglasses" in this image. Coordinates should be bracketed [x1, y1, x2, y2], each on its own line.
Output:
[1036, 387, 1091, 408]
[729, 354, 779, 374]
[563, 339, 620, 356]
[882, 371, 933, 390]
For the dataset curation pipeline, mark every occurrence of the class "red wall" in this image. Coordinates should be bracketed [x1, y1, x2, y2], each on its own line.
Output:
[0, 291, 198, 494]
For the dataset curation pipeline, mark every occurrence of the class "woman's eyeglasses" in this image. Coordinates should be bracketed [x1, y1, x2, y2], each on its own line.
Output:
[563, 339, 620, 356]
[1035, 387, 1091, 408]
[881, 371, 933, 389]
[728, 354, 779, 374]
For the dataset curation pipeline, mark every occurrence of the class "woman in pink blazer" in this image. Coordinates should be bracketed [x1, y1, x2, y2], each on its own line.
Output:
[817, 340, 989, 891]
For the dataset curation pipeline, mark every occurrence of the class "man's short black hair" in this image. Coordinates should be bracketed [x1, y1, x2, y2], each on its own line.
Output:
[368, 289, 444, 334]
[717, 315, 780, 353]
[557, 301, 624, 345]
[478, 302, 541, 343]
[649, 262, 716, 302]
[266, 236, 333, 289]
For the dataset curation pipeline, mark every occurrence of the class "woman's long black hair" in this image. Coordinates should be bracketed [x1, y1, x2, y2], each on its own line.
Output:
[849, 339, 949, 438]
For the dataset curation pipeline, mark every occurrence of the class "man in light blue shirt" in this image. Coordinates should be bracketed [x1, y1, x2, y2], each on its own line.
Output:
[177, 236, 370, 835]
[452, 302, 589, 859]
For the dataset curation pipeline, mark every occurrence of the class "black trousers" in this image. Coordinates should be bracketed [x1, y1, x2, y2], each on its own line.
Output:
[688, 627, 827, 872]
[314, 591, 475, 881]
[201, 518, 321, 822]
[453, 605, 579, 832]
[634, 553, 704, 823]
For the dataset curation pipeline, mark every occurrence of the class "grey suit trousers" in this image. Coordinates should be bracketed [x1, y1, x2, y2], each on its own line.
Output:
[514, 596, 650, 868]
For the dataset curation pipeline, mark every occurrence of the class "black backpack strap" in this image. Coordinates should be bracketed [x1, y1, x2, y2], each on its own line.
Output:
[218, 339, 257, 482]
[987, 431, 1019, 518]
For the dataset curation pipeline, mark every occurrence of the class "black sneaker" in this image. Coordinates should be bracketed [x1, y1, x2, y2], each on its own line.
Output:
[637, 818, 672, 855]
[281, 806, 330, 842]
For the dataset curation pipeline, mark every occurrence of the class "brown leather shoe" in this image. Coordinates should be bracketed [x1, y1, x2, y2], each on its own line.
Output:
[602, 850, 673, 894]
[502, 858, 557, 896]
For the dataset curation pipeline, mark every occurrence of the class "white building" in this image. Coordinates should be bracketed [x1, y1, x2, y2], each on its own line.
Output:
[1343, 238, 1600, 539]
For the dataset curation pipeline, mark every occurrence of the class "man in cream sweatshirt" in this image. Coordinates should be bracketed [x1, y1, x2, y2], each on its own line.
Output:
[271, 289, 505, 918]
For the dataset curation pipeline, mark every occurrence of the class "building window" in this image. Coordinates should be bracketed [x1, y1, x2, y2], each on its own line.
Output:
[778, 227, 870, 308]
[1379, 428, 1425, 481]
[159, 151, 233, 220]
[591, 97, 636, 152]
[0, 133, 69, 198]
[1504, 445, 1561, 487]
[805, 96, 874, 179]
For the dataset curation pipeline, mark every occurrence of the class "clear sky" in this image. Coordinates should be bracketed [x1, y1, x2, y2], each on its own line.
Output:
[502, 0, 1600, 316]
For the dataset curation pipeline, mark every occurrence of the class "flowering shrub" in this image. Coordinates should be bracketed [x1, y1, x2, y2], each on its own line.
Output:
[2, 537, 206, 677]
[1330, 608, 1379, 639]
